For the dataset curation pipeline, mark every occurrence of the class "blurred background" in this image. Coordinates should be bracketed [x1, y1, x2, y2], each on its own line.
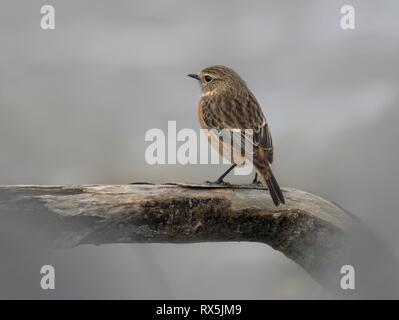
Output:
[0, 0, 398, 299]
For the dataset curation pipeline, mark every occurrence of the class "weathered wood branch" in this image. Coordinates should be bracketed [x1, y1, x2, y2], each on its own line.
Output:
[0, 183, 396, 295]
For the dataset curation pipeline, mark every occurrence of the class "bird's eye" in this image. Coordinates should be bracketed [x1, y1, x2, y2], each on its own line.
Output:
[204, 75, 212, 82]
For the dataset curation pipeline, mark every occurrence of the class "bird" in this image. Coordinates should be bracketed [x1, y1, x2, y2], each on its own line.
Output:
[188, 65, 285, 207]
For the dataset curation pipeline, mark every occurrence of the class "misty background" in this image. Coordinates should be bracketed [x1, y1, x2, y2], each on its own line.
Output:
[0, 0, 398, 299]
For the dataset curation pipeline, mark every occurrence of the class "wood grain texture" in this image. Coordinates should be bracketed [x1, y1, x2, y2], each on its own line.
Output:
[0, 183, 363, 289]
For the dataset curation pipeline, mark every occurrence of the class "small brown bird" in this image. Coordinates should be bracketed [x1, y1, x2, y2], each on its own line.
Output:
[188, 65, 285, 206]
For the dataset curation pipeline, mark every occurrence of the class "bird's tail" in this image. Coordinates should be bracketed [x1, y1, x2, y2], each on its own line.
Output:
[259, 166, 285, 207]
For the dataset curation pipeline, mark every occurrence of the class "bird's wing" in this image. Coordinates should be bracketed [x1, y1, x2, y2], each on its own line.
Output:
[199, 93, 274, 164]
[245, 92, 274, 163]
[254, 116, 274, 163]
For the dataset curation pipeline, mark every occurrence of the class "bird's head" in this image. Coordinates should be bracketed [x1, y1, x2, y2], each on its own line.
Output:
[188, 65, 247, 96]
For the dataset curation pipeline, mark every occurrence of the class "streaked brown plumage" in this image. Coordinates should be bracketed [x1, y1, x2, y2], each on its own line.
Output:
[188, 65, 285, 206]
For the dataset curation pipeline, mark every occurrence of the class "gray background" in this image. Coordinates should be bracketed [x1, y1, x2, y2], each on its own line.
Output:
[0, 0, 398, 298]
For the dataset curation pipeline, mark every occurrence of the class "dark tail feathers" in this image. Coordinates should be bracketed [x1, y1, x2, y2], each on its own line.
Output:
[265, 170, 285, 207]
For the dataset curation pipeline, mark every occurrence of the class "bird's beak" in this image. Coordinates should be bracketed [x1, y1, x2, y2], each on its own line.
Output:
[188, 73, 200, 80]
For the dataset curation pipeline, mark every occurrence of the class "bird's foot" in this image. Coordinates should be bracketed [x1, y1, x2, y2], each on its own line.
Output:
[251, 173, 263, 186]
[205, 179, 232, 186]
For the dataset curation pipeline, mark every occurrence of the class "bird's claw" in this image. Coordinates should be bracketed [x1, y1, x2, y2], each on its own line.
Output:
[251, 173, 263, 186]
[205, 180, 232, 186]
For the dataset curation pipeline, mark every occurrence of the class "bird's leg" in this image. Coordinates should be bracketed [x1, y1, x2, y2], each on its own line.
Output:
[206, 163, 237, 185]
[252, 172, 263, 186]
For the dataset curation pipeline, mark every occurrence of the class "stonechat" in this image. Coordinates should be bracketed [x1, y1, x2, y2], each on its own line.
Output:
[188, 65, 285, 207]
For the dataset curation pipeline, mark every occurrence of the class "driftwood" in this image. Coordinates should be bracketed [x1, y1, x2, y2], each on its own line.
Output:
[0, 183, 397, 296]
